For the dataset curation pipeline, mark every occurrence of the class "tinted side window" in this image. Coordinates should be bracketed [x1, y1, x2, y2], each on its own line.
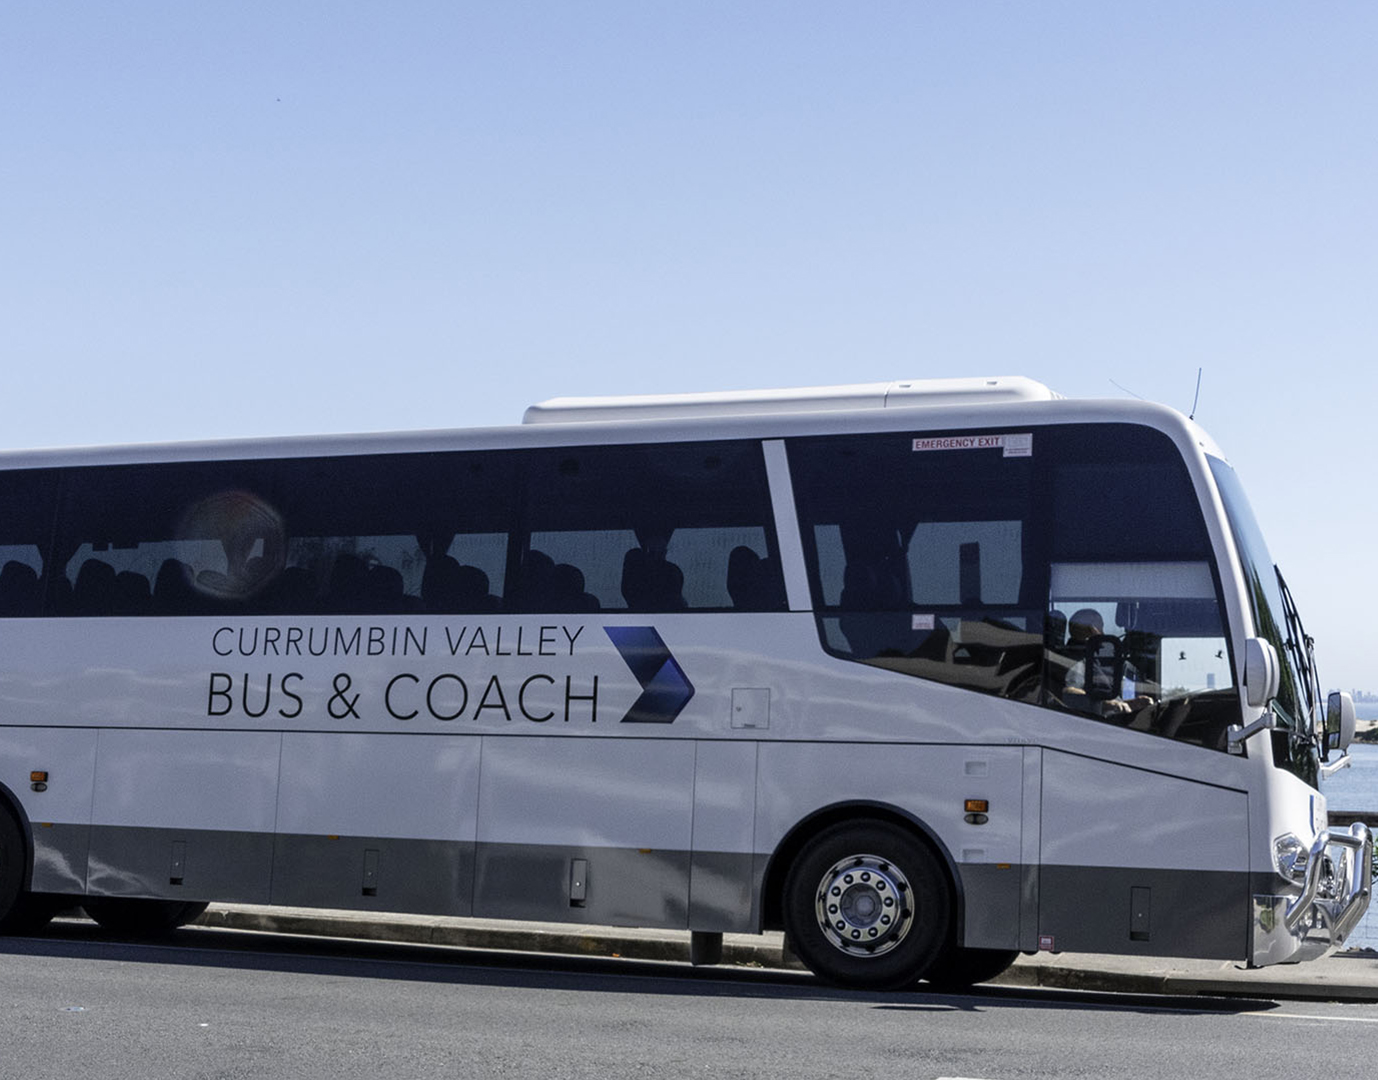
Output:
[1044, 427, 1233, 749]
[274, 451, 512, 615]
[55, 459, 282, 616]
[41, 439, 784, 617]
[518, 441, 784, 613]
[0, 468, 60, 616]
[51, 451, 516, 617]
[790, 424, 1238, 749]
[790, 429, 1042, 701]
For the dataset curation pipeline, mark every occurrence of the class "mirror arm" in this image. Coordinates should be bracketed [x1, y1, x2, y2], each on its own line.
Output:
[1320, 752, 1353, 779]
[1228, 712, 1277, 754]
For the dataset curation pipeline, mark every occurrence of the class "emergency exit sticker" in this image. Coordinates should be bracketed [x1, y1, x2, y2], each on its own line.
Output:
[912, 432, 1033, 457]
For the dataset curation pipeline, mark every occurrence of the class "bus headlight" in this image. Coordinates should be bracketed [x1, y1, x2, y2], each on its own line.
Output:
[1273, 833, 1310, 884]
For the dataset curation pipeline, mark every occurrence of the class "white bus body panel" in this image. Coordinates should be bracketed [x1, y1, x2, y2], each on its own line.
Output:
[277, 733, 480, 841]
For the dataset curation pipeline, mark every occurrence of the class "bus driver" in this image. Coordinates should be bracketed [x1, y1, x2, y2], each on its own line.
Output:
[1061, 607, 1155, 716]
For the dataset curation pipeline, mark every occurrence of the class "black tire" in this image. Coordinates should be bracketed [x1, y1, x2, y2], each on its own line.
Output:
[0, 811, 25, 928]
[0, 811, 58, 935]
[0, 894, 63, 935]
[782, 821, 951, 990]
[923, 945, 1020, 989]
[82, 898, 208, 936]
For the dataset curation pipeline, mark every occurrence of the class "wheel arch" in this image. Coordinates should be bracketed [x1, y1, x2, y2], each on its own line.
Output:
[759, 800, 966, 937]
[0, 781, 36, 890]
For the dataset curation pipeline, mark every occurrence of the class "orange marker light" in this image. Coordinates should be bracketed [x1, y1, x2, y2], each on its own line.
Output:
[964, 799, 989, 814]
[30, 771, 48, 783]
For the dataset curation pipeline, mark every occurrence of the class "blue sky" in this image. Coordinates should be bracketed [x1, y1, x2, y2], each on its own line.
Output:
[4, 2, 1376, 689]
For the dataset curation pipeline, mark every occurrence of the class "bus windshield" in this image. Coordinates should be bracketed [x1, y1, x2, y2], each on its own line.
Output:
[1207, 456, 1318, 783]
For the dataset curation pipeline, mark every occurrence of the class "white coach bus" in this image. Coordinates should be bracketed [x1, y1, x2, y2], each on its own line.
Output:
[0, 377, 1370, 989]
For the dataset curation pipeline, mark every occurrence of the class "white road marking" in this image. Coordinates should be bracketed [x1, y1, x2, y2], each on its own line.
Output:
[1248, 1012, 1378, 1024]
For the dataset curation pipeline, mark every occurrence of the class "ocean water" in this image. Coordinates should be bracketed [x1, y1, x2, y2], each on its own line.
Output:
[1320, 741, 1378, 950]
[1320, 742, 1378, 813]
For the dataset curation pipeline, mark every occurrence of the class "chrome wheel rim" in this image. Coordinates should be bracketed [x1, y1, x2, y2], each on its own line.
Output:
[813, 853, 913, 957]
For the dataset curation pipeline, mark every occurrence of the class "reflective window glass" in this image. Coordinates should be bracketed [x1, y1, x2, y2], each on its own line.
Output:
[790, 423, 1239, 748]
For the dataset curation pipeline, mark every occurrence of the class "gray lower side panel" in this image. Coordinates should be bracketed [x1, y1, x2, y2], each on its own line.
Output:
[32, 825, 760, 932]
[271, 834, 472, 916]
[1039, 864, 1249, 960]
[473, 842, 690, 928]
[29, 822, 90, 894]
[689, 850, 764, 933]
[29, 826, 1249, 962]
[87, 826, 275, 904]
[955, 862, 1024, 951]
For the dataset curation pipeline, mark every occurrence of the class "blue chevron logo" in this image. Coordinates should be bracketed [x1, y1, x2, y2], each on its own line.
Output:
[605, 626, 695, 724]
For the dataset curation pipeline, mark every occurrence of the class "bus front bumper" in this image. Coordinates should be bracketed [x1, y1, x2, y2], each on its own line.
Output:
[1252, 822, 1373, 966]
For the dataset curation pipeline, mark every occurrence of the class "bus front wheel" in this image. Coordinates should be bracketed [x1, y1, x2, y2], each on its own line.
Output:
[783, 821, 951, 990]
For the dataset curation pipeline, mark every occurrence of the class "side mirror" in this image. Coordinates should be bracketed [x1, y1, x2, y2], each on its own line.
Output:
[1243, 637, 1280, 709]
[1327, 691, 1357, 755]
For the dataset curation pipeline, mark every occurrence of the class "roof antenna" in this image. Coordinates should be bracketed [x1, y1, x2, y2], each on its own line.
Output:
[1189, 367, 1203, 420]
[1109, 379, 1145, 400]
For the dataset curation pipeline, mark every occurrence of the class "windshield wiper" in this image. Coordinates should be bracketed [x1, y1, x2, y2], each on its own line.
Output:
[1276, 567, 1323, 729]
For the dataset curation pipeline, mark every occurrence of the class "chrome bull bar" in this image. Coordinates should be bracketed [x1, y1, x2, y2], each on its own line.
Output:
[1283, 821, 1373, 947]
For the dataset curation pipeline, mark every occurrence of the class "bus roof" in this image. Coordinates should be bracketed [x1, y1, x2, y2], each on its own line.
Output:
[1, 380, 1229, 468]
[523, 376, 1060, 425]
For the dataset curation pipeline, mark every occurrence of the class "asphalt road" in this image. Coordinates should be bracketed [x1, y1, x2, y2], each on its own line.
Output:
[3, 924, 1378, 1080]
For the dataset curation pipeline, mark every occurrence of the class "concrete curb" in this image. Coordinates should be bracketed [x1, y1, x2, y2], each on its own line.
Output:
[196, 906, 798, 970]
[992, 959, 1378, 1002]
[192, 905, 1378, 1003]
